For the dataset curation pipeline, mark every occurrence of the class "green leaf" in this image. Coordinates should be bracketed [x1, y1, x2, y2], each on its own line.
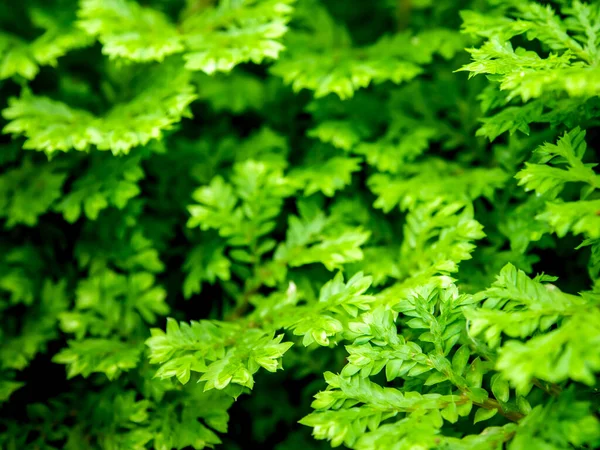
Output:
[2, 62, 196, 155]
[0, 379, 24, 403]
[452, 345, 470, 376]
[183, 242, 231, 299]
[77, 0, 184, 62]
[473, 407, 498, 424]
[52, 339, 143, 380]
[491, 374, 510, 403]
[441, 402, 459, 424]
[424, 371, 448, 386]
[146, 319, 292, 391]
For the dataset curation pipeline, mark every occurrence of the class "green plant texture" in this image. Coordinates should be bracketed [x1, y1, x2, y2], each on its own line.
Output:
[1, 0, 600, 449]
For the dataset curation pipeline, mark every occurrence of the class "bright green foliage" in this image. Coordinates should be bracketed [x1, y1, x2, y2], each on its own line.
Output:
[77, 0, 185, 62]
[76, 0, 294, 72]
[2, 62, 196, 155]
[53, 338, 144, 380]
[515, 128, 599, 196]
[514, 127, 600, 242]
[1, 0, 600, 449]
[466, 263, 600, 389]
[147, 319, 292, 387]
[460, 0, 600, 140]
[273, 3, 465, 99]
[146, 271, 373, 388]
[461, 1, 600, 101]
[368, 161, 508, 212]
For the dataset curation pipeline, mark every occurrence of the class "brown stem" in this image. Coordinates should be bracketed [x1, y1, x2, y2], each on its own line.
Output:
[179, 0, 216, 26]
[470, 340, 562, 398]
[224, 284, 259, 321]
[184, 0, 215, 16]
[532, 378, 562, 397]
[430, 349, 524, 423]
[474, 397, 524, 422]
[224, 257, 289, 322]
[396, 0, 411, 31]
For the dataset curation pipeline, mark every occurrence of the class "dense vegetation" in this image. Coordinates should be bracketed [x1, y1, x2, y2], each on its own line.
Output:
[1, 0, 599, 448]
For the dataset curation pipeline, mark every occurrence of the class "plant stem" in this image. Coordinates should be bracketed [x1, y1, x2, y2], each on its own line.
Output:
[225, 284, 260, 321]
[396, 0, 411, 31]
[474, 397, 524, 422]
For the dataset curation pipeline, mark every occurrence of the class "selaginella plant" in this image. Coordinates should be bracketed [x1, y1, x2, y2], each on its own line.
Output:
[1, 0, 599, 448]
